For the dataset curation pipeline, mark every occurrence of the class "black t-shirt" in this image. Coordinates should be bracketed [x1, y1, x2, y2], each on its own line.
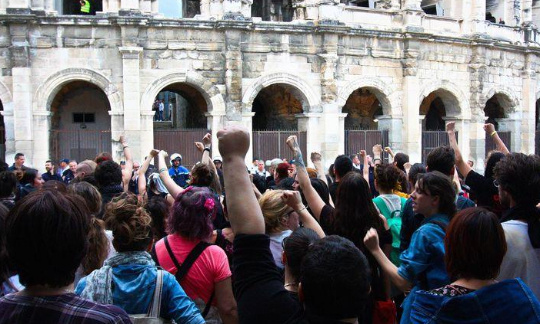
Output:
[233, 234, 356, 324]
[318, 204, 392, 322]
[233, 234, 304, 324]
[329, 182, 339, 204]
[465, 170, 502, 217]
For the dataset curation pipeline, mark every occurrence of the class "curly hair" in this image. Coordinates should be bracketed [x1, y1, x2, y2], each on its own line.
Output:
[494, 153, 540, 206]
[168, 186, 216, 240]
[104, 192, 152, 252]
[145, 195, 168, 240]
[95, 160, 122, 188]
[374, 163, 402, 192]
[259, 190, 291, 234]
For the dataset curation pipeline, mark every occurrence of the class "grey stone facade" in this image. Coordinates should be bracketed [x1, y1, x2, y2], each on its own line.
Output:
[1, 0, 540, 171]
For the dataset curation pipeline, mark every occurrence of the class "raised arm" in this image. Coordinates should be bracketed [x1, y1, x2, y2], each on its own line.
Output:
[138, 149, 160, 199]
[197, 134, 222, 195]
[286, 136, 326, 221]
[446, 121, 472, 178]
[384, 147, 395, 163]
[310, 152, 327, 186]
[360, 150, 370, 188]
[218, 126, 265, 235]
[484, 123, 510, 155]
[372, 144, 383, 165]
[157, 151, 185, 198]
[282, 190, 325, 238]
[120, 136, 133, 191]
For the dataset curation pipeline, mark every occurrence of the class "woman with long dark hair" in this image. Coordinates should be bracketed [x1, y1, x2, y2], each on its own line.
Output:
[286, 135, 392, 324]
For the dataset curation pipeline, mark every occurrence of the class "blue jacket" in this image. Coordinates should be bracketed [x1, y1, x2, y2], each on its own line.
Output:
[410, 278, 540, 324]
[169, 166, 190, 187]
[76, 264, 204, 324]
[398, 214, 451, 324]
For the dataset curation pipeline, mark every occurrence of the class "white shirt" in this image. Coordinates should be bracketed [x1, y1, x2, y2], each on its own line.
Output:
[497, 220, 540, 298]
[159, 102, 164, 111]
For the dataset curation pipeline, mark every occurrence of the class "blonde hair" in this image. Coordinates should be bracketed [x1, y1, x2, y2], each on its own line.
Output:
[259, 190, 291, 234]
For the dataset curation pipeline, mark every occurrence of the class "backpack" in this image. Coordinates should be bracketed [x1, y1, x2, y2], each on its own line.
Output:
[152, 236, 215, 319]
[373, 195, 406, 266]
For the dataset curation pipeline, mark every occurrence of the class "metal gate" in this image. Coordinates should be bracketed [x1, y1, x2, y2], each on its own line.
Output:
[486, 131, 511, 156]
[51, 130, 112, 163]
[252, 130, 307, 162]
[421, 131, 458, 164]
[154, 129, 210, 170]
[345, 130, 389, 160]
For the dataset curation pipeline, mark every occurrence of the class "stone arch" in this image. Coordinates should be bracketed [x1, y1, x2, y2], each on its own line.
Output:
[0, 80, 13, 107]
[140, 70, 225, 116]
[337, 78, 398, 116]
[483, 87, 520, 117]
[419, 80, 469, 119]
[33, 68, 122, 113]
[242, 72, 321, 113]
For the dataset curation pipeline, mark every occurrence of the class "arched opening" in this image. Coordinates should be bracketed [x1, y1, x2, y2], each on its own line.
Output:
[421, 0, 444, 16]
[484, 93, 512, 154]
[50, 81, 111, 163]
[342, 88, 388, 157]
[0, 100, 5, 161]
[251, 83, 306, 161]
[420, 92, 454, 163]
[153, 83, 208, 169]
[252, 84, 303, 131]
[251, 0, 293, 21]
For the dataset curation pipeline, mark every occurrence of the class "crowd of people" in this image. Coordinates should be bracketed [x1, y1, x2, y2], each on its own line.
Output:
[0, 122, 539, 324]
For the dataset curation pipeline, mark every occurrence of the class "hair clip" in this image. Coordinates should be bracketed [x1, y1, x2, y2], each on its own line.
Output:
[204, 197, 215, 212]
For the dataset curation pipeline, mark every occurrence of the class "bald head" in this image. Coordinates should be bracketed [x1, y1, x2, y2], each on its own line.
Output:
[75, 161, 95, 179]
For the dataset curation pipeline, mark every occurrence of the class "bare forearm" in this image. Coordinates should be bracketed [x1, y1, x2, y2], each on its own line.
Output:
[223, 156, 265, 234]
[158, 155, 184, 198]
[312, 160, 328, 185]
[371, 247, 411, 292]
[448, 130, 472, 178]
[298, 208, 325, 238]
[494, 134, 510, 154]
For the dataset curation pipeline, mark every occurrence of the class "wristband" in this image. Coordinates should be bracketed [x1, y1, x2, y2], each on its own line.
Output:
[204, 147, 211, 153]
[159, 167, 167, 173]
[296, 206, 307, 213]
[490, 131, 497, 137]
[122, 145, 129, 149]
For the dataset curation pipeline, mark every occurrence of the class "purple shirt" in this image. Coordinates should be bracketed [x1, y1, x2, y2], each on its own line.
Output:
[0, 293, 131, 324]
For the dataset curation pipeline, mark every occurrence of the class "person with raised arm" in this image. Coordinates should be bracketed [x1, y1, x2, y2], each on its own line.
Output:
[119, 136, 133, 192]
[158, 150, 186, 198]
[447, 122, 505, 216]
[220, 126, 372, 324]
[286, 135, 392, 324]
[194, 133, 222, 195]
[138, 149, 175, 205]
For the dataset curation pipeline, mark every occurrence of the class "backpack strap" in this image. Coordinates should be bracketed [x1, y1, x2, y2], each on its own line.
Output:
[162, 236, 214, 318]
[147, 270, 164, 318]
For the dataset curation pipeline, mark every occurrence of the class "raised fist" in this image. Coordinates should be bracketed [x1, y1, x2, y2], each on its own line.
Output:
[217, 126, 250, 158]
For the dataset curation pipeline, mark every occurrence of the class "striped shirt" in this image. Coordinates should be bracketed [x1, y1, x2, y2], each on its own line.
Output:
[0, 293, 131, 324]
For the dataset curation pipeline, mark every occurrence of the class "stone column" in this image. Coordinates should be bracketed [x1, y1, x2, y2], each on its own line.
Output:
[497, 117, 521, 153]
[468, 116, 486, 174]
[468, 45, 487, 172]
[120, 0, 139, 12]
[521, 53, 537, 154]
[206, 112, 226, 155]
[12, 68, 35, 166]
[119, 47, 143, 162]
[377, 115, 403, 152]
[7, 0, 30, 13]
[110, 110, 125, 162]
[296, 113, 322, 159]
[140, 111, 155, 158]
[401, 40, 422, 163]
[320, 110, 347, 168]
[32, 111, 50, 168]
[0, 92, 15, 162]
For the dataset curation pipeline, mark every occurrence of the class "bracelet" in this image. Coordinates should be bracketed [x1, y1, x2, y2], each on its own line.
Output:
[373, 158, 382, 161]
[159, 167, 167, 173]
[203, 147, 211, 152]
[296, 206, 307, 213]
[122, 145, 129, 149]
[490, 131, 497, 137]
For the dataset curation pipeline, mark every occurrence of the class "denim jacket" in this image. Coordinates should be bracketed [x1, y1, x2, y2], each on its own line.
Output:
[397, 213, 451, 324]
[410, 278, 540, 324]
[76, 264, 204, 324]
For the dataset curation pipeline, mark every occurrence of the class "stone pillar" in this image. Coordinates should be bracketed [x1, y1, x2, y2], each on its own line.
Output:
[32, 111, 50, 168]
[523, 0, 533, 24]
[497, 118, 521, 153]
[119, 47, 143, 162]
[140, 111, 155, 158]
[120, 0, 139, 12]
[12, 68, 35, 166]
[7, 0, 30, 13]
[224, 28, 243, 122]
[241, 112, 256, 165]
[320, 110, 346, 168]
[468, 117, 486, 174]
[296, 113, 322, 160]
[521, 54, 537, 154]
[401, 40, 422, 163]
[206, 112, 226, 155]
[377, 115, 403, 152]
[0, 101, 15, 163]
